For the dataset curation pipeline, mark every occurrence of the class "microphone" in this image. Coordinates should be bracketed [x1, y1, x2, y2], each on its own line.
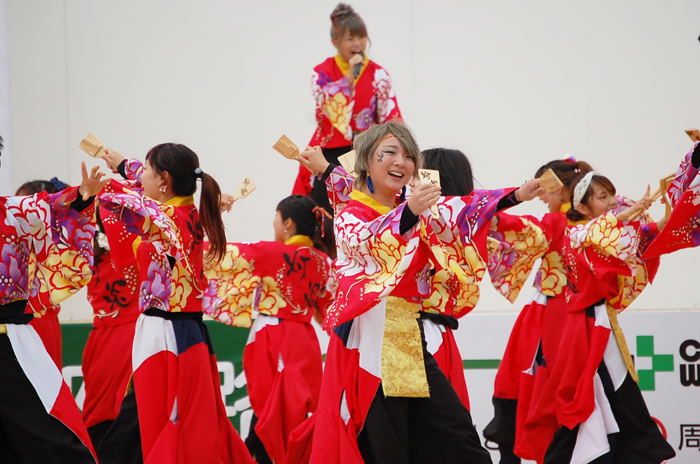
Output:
[354, 52, 364, 79]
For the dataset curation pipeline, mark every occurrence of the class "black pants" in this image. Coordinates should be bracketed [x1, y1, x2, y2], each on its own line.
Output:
[96, 389, 143, 464]
[87, 420, 114, 451]
[0, 334, 95, 464]
[544, 373, 676, 464]
[357, 347, 493, 464]
[483, 397, 521, 464]
[245, 413, 273, 464]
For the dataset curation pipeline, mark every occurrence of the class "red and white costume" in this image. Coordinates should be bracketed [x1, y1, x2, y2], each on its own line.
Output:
[99, 159, 254, 464]
[0, 188, 97, 463]
[484, 206, 572, 461]
[527, 209, 673, 464]
[310, 187, 517, 464]
[204, 236, 333, 464]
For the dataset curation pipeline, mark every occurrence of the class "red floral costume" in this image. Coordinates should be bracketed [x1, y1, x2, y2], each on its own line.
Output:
[310, 188, 517, 464]
[99, 159, 254, 464]
[0, 188, 97, 463]
[204, 236, 333, 464]
[292, 55, 402, 196]
[525, 209, 673, 464]
[484, 205, 580, 461]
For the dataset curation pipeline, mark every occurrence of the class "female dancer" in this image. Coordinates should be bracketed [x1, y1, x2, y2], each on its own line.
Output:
[309, 121, 543, 464]
[97, 145, 253, 464]
[15, 177, 70, 369]
[298, 145, 530, 411]
[81, 212, 139, 447]
[204, 195, 334, 464]
[292, 2, 402, 215]
[0, 163, 105, 463]
[536, 172, 674, 464]
[483, 158, 593, 463]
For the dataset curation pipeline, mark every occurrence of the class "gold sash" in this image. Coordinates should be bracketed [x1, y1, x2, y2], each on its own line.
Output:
[381, 297, 430, 397]
[0, 324, 6, 334]
[606, 303, 639, 383]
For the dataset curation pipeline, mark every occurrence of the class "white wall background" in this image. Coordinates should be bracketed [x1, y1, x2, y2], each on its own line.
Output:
[5, 0, 700, 320]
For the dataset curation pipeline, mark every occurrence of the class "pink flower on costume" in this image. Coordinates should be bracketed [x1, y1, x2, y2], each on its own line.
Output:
[372, 68, 397, 122]
[140, 258, 172, 311]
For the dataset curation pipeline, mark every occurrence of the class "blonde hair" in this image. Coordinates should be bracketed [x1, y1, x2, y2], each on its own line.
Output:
[352, 121, 421, 190]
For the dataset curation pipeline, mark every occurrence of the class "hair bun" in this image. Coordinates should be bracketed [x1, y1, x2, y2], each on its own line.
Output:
[331, 3, 355, 24]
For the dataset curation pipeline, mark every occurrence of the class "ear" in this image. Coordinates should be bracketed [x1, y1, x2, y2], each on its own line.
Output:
[284, 218, 294, 230]
[331, 38, 339, 50]
[557, 185, 568, 199]
[160, 171, 170, 186]
[576, 203, 591, 218]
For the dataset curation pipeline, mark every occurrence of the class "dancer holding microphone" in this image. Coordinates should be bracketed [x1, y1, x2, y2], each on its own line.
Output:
[292, 3, 402, 216]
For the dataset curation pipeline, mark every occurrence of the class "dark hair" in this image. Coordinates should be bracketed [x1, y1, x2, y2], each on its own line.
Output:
[277, 195, 335, 258]
[566, 174, 616, 222]
[535, 159, 594, 191]
[15, 178, 66, 196]
[421, 148, 474, 196]
[330, 3, 368, 40]
[145, 143, 226, 264]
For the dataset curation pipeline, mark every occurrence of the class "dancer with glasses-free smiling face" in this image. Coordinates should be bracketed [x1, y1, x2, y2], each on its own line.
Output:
[310, 121, 543, 464]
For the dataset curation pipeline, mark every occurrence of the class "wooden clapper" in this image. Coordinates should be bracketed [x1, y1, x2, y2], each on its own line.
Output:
[418, 169, 441, 218]
[272, 135, 300, 159]
[232, 177, 256, 201]
[79, 132, 106, 158]
[538, 168, 564, 194]
[338, 150, 357, 177]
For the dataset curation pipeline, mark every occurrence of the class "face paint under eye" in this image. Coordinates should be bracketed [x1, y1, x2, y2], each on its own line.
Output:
[377, 150, 393, 163]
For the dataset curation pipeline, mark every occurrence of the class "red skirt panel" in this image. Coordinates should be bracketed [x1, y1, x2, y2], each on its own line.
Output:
[81, 320, 136, 428]
[132, 313, 254, 464]
[29, 308, 62, 370]
[244, 316, 323, 464]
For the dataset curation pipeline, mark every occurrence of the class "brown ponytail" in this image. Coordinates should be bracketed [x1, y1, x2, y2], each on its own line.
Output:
[145, 143, 226, 264]
[198, 172, 226, 264]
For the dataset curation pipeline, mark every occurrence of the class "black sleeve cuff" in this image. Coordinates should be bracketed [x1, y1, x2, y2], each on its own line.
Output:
[117, 159, 129, 179]
[321, 163, 338, 182]
[70, 195, 95, 212]
[692, 143, 700, 169]
[496, 190, 521, 212]
[399, 206, 420, 235]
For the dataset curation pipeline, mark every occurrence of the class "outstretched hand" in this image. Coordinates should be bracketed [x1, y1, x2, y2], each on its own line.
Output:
[220, 193, 235, 212]
[101, 148, 126, 173]
[296, 146, 329, 175]
[617, 185, 655, 222]
[79, 162, 109, 200]
[515, 178, 545, 202]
